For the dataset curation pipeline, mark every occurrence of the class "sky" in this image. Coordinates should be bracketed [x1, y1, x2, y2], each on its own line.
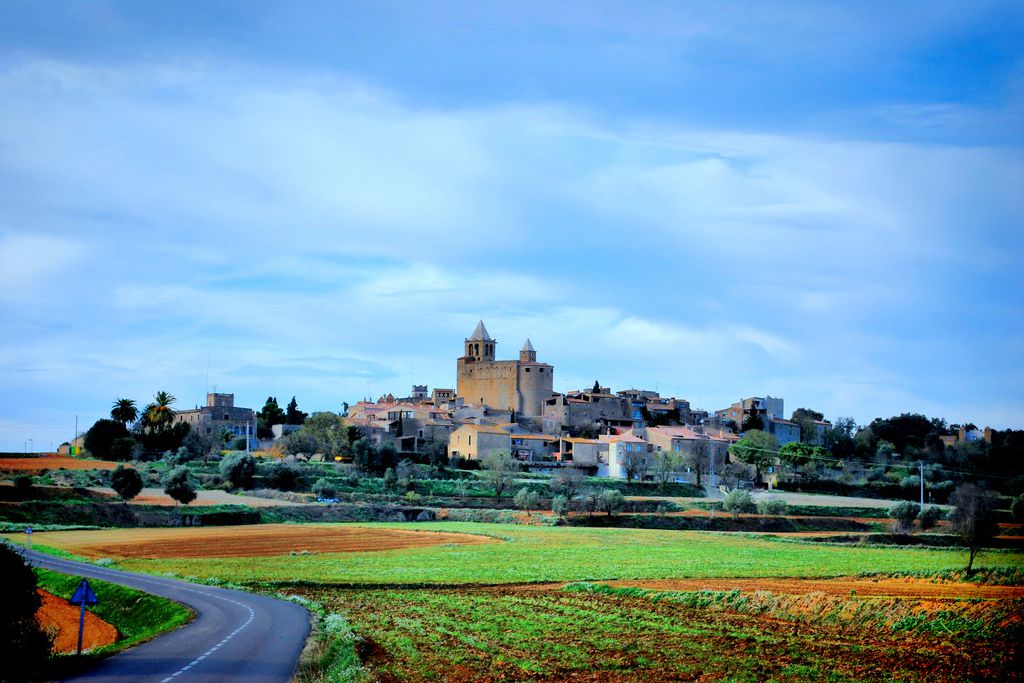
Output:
[1, 1, 1022, 451]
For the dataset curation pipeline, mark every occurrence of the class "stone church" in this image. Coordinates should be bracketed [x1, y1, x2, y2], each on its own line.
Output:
[456, 321, 553, 417]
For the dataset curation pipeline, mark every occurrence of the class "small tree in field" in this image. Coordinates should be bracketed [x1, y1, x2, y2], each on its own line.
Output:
[918, 505, 942, 531]
[551, 494, 570, 518]
[312, 478, 337, 500]
[480, 449, 518, 498]
[888, 501, 921, 534]
[722, 489, 756, 518]
[514, 487, 540, 516]
[220, 453, 256, 489]
[111, 465, 143, 503]
[950, 483, 1000, 573]
[597, 489, 625, 516]
[550, 468, 585, 500]
[163, 466, 197, 505]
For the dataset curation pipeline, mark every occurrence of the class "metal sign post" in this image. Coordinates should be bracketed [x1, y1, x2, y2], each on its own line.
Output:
[68, 578, 99, 656]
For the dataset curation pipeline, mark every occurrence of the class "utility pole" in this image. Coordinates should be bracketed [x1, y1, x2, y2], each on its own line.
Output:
[74, 415, 79, 454]
[245, 421, 250, 453]
[919, 460, 925, 508]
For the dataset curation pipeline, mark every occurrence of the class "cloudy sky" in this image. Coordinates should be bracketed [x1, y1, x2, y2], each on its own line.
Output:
[1, 1, 1022, 450]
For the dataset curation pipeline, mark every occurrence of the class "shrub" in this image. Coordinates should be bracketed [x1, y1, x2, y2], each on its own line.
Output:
[220, 453, 257, 489]
[13, 475, 33, 496]
[918, 505, 943, 530]
[382, 468, 399, 493]
[756, 498, 789, 516]
[311, 478, 337, 500]
[231, 437, 248, 450]
[722, 489, 756, 518]
[900, 475, 921, 489]
[111, 436, 137, 461]
[888, 501, 920, 533]
[265, 462, 302, 492]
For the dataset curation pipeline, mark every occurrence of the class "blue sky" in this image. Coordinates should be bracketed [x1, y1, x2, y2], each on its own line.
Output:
[1, 1, 1022, 450]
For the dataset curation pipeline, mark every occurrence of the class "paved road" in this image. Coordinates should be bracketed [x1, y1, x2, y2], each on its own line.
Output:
[19, 548, 309, 683]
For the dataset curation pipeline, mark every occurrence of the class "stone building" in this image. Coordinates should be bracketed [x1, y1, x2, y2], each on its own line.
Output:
[456, 321, 554, 418]
[174, 393, 256, 446]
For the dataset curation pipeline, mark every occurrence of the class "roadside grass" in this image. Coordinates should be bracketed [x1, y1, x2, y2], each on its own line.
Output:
[65, 522, 1024, 586]
[290, 585, 1018, 682]
[35, 568, 193, 653]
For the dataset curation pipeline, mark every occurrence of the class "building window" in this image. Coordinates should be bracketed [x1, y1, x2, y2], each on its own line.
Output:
[525, 368, 530, 372]
[539, 368, 544, 372]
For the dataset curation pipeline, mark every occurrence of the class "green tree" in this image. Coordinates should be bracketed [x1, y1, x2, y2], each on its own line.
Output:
[84, 418, 130, 458]
[264, 462, 302, 491]
[256, 396, 286, 439]
[110, 397, 139, 426]
[382, 467, 399, 493]
[722, 489, 756, 518]
[549, 468, 585, 500]
[0, 544, 52, 680]
[791, 407, 825, 443]
[918, 505, 942, 531]
[514, 487, 540, 515]
[729, 430, 779, 484]
[888, 501, 920, 534]
[950, 483, 1000, 573]
[301, 412, 349, 458]
[163, 466, 197, 505]
[220, 453, 257, 489]
[651, 450, 682, 489]
[551, 494, 570, 517]
[756, 498, 788, 516]
[480, 449, 519, 497]
[597, 488, 625, 516]
[777, 442, 828, 467]
[111, 464, 143, 503]
[684, 441, 710, 487]
[286, 396, 308, 425]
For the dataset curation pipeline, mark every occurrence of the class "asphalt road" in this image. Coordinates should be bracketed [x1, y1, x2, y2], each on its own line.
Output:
[19, 547, 310, 683]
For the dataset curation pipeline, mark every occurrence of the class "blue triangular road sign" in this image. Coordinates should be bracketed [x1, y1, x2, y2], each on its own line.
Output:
[69, 578, 99, 606]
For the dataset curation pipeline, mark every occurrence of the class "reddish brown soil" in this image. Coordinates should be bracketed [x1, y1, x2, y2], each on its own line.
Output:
[0, 456, 120, 472]
[600, 576, 1024, 600]
[28, 524, 494, 559]
[36, 589, 118, 654]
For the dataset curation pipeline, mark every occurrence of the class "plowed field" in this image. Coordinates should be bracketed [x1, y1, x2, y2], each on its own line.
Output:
[0, 456, 120, 472]
[23, 524, 494, 559]
[36, 589, 118, 654]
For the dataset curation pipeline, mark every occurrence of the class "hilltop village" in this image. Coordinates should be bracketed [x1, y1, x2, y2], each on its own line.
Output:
[166, 321, 832, 488]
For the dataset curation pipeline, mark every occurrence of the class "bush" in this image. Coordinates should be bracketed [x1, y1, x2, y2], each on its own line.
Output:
[514, 487, 540, 514]
[111, 436, 137, 462]
[220, 453, 257, 489]
[0, 544, 52, 680]
[918, 505, 942, 530]
[231, 437, 248, 450]
[382, 468, 399, 493]
[265, 462, 302, 492]
[888, 501, 921, 533]
[756, 498, 789, 516]
[13, 474, 32, 495]
[722, 489, 756, 517]
[311, 478, 337, 500]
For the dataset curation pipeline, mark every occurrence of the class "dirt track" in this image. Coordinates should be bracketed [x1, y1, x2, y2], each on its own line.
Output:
[19, 524, 495, 559]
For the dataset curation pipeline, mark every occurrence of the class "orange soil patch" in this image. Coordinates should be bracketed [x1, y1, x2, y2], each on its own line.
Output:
[36, 589, 118, 654]
[601, 576, 1024, 600]
[0, 456, 120, 472]
[26, 524, 495, 559]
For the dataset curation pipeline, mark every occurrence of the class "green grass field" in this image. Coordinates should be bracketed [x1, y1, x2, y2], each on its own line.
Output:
[95, 522, 1024, 586]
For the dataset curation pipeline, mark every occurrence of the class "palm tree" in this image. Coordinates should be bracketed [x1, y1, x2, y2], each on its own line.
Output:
[144, 391, 177, 432]
[110, 398, 138, 426]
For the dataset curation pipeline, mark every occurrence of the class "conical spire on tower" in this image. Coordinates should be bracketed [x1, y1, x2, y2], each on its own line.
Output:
[521, 338, 535, 352]
[469, 320, 492, 341]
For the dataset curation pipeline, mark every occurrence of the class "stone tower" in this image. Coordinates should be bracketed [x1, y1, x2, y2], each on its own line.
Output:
[456, 322, 553, 417]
